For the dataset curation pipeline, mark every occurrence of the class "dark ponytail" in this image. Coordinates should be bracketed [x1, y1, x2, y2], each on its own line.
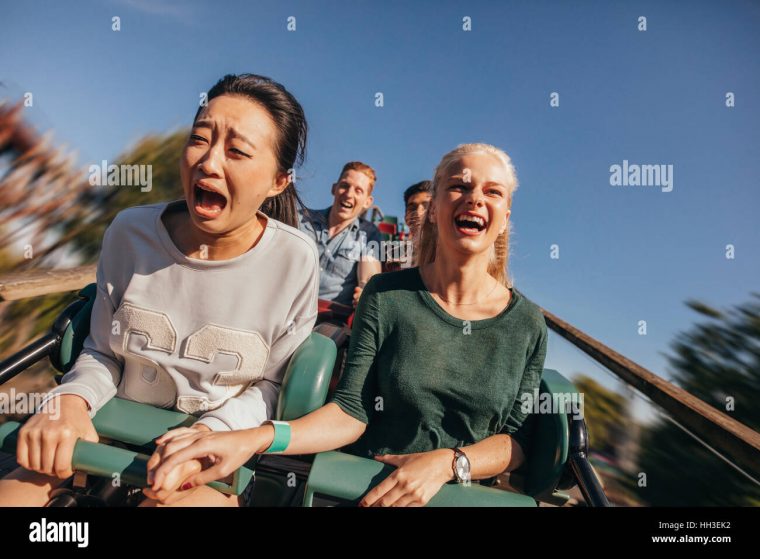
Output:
[195, 74, 307, 228]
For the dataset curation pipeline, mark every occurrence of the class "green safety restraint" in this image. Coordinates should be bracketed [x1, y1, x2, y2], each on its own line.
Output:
[0, 284, 337, 496]
[0, 284, 578, 506]
[302, 369, 575, 507]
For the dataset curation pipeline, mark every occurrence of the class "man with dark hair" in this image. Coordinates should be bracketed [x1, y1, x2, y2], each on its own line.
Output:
[403, 180, 432, 240]
[299, 162, 382, 307]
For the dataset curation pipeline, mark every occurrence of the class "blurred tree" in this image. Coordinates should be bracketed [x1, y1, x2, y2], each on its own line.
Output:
[637, 294, 760, 506]
[0, 129, 187, 355]
[54, 130, 187, 262]
[573, 375, 629, 456]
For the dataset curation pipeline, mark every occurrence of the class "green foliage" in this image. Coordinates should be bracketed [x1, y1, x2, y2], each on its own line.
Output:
[62, 129, 187, 262]
[1, 130, 188, 356]
[573, 375, 629, 455]
[637, 293, 760, 506]
[0, 292, 73, 355]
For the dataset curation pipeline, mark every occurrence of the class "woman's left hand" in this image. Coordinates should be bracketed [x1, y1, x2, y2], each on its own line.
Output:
[146, 425, 272, 495]
[362, 449, 454, 507]
[142, 458, 204, 504]
[141, 423, 213, 503]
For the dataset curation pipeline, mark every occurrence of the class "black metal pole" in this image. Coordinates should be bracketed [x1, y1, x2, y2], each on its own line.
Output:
[0, 333, 58, 385]
[568, 416, 611, 507]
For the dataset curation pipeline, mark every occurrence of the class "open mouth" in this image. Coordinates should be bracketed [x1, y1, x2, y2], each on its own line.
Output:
[193, 181, 228, 218]
[339, 200, 355, 211]
[453, 212, 487, 235]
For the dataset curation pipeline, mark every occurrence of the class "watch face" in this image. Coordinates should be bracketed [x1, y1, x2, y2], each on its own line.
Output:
[456, 455, 471, 479]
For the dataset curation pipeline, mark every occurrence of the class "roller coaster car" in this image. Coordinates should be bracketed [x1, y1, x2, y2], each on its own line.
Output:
[0, 285, 609, 507]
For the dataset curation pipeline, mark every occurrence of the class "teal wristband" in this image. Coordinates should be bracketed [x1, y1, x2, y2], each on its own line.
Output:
[264, 420, 291, 454]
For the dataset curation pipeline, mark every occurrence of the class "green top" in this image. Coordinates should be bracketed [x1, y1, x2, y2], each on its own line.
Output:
[329, 267, 548, 460]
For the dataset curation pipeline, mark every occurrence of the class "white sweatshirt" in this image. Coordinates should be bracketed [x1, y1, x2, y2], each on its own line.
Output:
[43, 201, 319, 431]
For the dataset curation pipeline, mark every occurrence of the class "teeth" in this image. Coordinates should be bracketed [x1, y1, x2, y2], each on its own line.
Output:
[456, 214, 485, 227]
[197, 183, 217, 194]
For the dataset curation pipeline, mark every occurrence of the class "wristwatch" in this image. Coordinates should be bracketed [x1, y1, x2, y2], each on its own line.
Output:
[451, 447, 471, 485]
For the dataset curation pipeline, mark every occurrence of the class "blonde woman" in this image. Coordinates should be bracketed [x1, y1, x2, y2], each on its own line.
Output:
[147, 143, 548, 507]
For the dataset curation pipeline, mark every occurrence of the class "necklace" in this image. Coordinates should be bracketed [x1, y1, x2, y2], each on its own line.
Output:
[432, 279, 501, 306]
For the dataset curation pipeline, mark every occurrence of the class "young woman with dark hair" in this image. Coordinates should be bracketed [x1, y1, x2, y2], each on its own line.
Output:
[0, 74, 319, 507]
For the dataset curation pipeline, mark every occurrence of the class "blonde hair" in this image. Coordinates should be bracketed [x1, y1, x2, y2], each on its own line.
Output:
[416, 143, 518, 287]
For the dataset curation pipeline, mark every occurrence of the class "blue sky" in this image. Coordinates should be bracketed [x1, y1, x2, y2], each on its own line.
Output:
[2, 0, 759, 417]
